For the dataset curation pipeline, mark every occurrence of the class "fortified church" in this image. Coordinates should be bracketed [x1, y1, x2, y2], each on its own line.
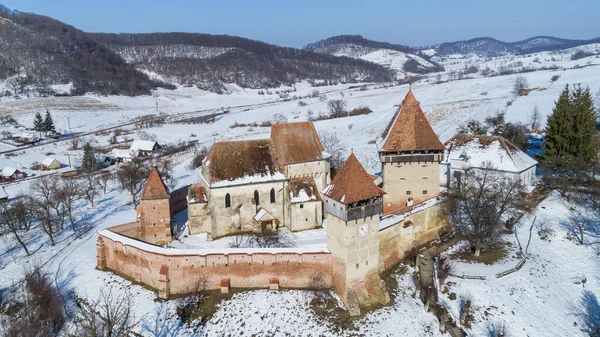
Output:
[97, 90, 448, 315]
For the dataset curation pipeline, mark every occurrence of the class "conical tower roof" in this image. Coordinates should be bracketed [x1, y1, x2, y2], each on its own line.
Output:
[379, 90, 445, 153]
[322, 153, 385, 205]
[141, 168, 169, 200]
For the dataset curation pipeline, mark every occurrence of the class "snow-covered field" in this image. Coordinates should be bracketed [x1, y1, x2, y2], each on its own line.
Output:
[0, 49, 600, 336]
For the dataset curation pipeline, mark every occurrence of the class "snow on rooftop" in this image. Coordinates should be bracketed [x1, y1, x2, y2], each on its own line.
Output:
[209, 170, 287, 188]
[289, 189, 318, 203]
[379, 197, 442, 231]
[2, 166, 18, 177]
[112, 148, 135, 159]
[446, 136, 537, 173]
[41, 157, 58, 166]
[130, 140, 158, 152]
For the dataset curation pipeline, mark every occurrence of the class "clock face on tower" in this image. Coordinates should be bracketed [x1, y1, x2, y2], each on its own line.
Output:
[358, 223, 369, 238]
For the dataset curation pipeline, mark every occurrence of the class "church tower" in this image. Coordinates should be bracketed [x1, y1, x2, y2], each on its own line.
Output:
[137, 168, 172, 245]
[322, 153, 389, 316]
[377, 90, 446, 212]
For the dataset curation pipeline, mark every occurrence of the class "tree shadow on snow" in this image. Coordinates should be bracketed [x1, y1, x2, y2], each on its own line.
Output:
[572, 290, 600, 335]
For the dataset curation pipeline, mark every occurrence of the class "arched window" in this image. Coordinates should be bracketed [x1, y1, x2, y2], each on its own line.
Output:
[254, 190, 260, 205]
[270, 188, 276, 203]
[225, 193, 231, 208]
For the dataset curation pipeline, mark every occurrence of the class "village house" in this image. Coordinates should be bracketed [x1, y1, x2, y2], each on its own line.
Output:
[41, 157, 61, 170]
[187, 121, 329, 240]
[130, 140, 160, 157]
[1, 166, 23, 180]
[111, 140, 160, 163]
[444, 134, 538, 191]
[15, 132, 39, 144]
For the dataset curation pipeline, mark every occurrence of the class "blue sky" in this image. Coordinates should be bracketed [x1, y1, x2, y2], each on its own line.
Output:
[2, 0, 599, 47]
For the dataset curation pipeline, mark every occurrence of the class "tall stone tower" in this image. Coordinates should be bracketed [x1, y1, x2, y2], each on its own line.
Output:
[137, 168, 172, 245]
[377, 90, 446, 212]
[322, 153, 389, 316]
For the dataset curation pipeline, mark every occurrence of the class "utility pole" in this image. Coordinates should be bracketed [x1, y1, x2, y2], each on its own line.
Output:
[66, 116, 71, 130]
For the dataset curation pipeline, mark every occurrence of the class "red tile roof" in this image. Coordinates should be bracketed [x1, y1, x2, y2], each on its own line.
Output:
[379, 90, 445, 153]
[322, 153, 385, 205]
[205, 139, 282, 183]
[287, 177, 322, 203]
[188, 184, 207, 203]
[141, 168, 169, 200]
[270, 121, 326, 165]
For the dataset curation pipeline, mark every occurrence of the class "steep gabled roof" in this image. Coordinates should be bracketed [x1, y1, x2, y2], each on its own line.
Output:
[141, 168, 170, 200]
[270, 121, 327, 165]
[379, 90, 445, 153]
[322, 153, 385, 205]
[205, 139, 284, 186]
[445, 134, 538, 173]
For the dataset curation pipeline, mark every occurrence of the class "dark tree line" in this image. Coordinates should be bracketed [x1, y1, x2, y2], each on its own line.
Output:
[0, 7, 170, 96]
[91, 32, 395, 92]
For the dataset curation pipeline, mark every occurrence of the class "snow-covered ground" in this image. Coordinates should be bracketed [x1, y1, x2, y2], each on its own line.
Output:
[0, 49, 600, 335]
[440, 191, 600, 337]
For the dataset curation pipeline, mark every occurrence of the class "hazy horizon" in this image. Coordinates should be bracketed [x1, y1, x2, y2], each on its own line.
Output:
[2, 0, 599, 48]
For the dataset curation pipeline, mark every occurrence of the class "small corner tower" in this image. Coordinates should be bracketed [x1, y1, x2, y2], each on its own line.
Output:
[322, 153, 389, 316]
[137, 168, 172, 245]
[377, 90, 446, 212]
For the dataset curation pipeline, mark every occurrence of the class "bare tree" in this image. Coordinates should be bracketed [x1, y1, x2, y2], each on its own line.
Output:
[186, 146, 209, 171]
[11, 197, 33, 231]
[0, 202, 30, 255]
[327, 99, 347, 118]
[514, 76, 529, 96]
[1, 265, 64, 336]
[83, 176, 100, 208]
[69, 137, 81, 150]
[56, 178, 84, 229]
[153, 158, 174, 188]
[116, 159, 151, 206]
[69, 288, 139, 337]
[29, 176, 61, 246]
[529, 105, 542, 132]
[445, 162, 525, 256]
[318, 131, 347, 169]
[96, 172, 112, 194]
[272, 113, 288, 124]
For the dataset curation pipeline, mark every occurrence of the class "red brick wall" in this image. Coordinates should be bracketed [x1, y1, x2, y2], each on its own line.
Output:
[97, 231, 333, 297]
[137, 199, 171, 245]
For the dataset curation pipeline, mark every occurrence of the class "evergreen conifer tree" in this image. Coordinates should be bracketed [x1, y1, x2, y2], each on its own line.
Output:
[81, 143, 97, 174]
[43, 110, 55, 133]
[33, 111, 44, 132]
[543, 86, 575, 162]
[571, 85, 597, 161]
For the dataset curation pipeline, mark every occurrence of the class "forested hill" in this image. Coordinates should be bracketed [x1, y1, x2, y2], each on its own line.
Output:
[89, 33, 394, 93]
[435, 36, 600, 57]
[304, 35, 417, 54]
[0, 6, 165, 96]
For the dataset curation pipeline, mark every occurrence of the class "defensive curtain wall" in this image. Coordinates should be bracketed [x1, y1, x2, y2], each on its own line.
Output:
[96, 199, 445, 300]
